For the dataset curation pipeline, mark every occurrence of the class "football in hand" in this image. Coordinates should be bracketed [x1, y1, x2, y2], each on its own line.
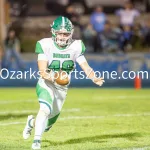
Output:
[54, 70, 69, 85]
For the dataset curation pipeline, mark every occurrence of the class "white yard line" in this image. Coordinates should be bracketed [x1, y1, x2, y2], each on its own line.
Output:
[59, 113, 150, 120]
[120, 146, 150, 150]
[0, 108, 80, 115]
[0, 110, 37, 114]
[62, 108, 80, 112]
[0, 112, 150, 126]
[0, 122, 26, 126]
[0, 99, 34, 104]
[93, 95, 150, 100]
[0, 95, 149, 104]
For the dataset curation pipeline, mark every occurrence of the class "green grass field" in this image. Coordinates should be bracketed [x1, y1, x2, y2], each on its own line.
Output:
[0, 88, 150, 150]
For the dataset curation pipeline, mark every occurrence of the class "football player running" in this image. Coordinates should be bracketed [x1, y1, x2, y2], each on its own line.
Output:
[23, 16, 104, 150]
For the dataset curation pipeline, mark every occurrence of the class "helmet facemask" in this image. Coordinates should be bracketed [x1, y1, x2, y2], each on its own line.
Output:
[51, 28, 74, 47]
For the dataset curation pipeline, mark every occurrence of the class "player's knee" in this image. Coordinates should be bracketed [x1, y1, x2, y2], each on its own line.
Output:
[39, 103, 51, 116]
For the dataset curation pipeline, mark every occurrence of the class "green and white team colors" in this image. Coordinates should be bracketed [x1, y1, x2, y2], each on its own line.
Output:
[35, 37, 86, 128]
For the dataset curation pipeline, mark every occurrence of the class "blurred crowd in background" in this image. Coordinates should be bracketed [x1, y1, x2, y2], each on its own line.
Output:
[0, 0, 150, 70]
[65, 1, 150, 53]
[0, 28, 26, 70]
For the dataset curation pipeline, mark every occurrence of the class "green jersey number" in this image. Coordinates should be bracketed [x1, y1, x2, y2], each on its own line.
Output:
[48, 60, 74, 73]
[48, 60, 60, 71]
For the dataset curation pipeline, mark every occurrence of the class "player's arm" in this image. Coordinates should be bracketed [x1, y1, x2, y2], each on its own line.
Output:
[76, 55, 105, 86]
[76, 41, 104, 86]
[35, 41, 53, 82]
[38, 59, 53, 82]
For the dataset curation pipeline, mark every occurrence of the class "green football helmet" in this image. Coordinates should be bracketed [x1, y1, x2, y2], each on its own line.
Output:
[51, 16, 74, 47]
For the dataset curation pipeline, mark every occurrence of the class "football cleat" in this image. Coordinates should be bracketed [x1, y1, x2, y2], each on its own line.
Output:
[23, 115, 34, 140]
[32, 140, 41, 150]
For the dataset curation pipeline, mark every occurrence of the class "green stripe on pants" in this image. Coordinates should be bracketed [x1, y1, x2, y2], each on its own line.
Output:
[36, 83, 53, 105]
[47, 114, 60, 127]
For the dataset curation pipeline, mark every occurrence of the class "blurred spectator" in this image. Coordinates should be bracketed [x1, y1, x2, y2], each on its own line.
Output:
[64, 5, 75, 20]
[65, 5, 82, 39]
[65, 5, 82, 22]
[57, 0, 69, 6]
[120, 25, 134, 52]
[90, 5, 106, 33]
[99, 21, 122, 53]
[116, 1, 140, 27]
[9, 0, 28, 17]
[142, 20, 150, 47]
[132, 23, 144, 49]
[82, 24, 96, 53]
[3, 29, 25, 70]
[71, 16, 82, 39]
[90, 5, 106, 52]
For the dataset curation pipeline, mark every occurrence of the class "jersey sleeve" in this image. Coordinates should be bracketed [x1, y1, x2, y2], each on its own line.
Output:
[76, 55, 87, 65]
[35, 41, 44, 54]
[35, 41, 48, 61]
[75, 40, 87, 64]
[81, 40, 86, 55]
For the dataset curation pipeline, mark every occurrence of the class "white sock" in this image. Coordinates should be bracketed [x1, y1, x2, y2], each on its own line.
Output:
[34, 110, 48, 140]
[42, 118, 48, 133]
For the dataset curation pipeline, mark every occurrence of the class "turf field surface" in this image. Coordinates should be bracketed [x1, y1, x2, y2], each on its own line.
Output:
[0, 88, 150, 150]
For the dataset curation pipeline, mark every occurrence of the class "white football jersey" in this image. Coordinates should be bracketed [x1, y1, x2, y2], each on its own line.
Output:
[35, 38, 86, 73]
[35, 38, 86, 87]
